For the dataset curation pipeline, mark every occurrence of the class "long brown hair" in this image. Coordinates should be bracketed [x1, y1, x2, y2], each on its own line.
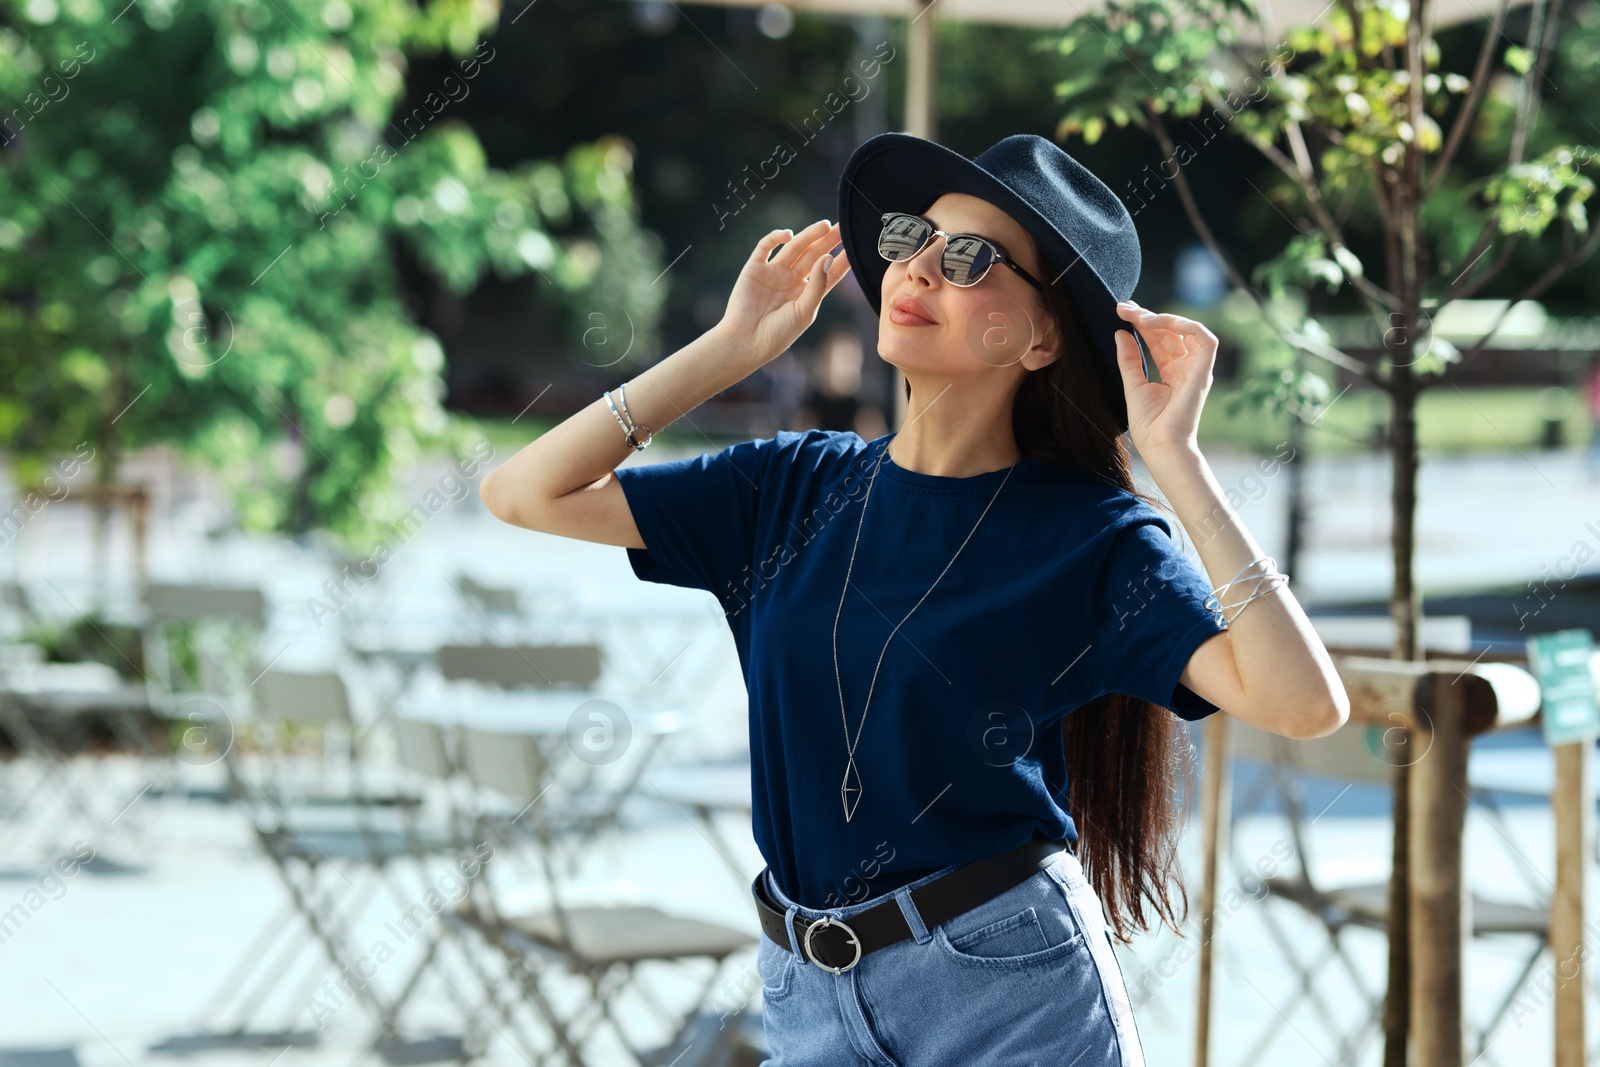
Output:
[900, 275, 1203, 944]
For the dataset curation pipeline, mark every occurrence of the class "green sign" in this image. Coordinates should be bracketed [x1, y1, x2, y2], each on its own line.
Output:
[1527, 629, 1600, 747]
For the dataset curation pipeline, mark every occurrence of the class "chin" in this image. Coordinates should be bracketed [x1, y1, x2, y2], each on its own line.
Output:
[874, 339, 914, 378]
[878, 331, 959, 374]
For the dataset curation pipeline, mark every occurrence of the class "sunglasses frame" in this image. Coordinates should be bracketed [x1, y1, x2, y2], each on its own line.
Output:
[877, 211, 1048, 297]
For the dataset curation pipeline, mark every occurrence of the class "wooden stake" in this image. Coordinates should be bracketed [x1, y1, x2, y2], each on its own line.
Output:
[1408, 672, 1470, 1063]
[1552, 740, 1592, 1066]
[1194, 711, 1229, 1067]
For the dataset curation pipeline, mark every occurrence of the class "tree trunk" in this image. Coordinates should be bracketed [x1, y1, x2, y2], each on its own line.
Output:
[1384, 360, 1422, 1067]
[1384, 3, 1430, 1059]
[90, 365, 124, 616]
[1284, 351, 1307, 580]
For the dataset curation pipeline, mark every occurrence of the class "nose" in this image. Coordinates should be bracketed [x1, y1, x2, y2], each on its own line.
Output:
[901, 229, 946, 288]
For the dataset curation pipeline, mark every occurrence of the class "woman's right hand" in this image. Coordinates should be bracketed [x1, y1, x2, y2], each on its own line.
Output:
[716, 219, 852, 365]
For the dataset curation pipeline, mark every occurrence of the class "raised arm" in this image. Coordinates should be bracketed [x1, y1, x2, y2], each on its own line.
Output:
[478, 218, 852, 548]
[1111, 299, 1349, 741]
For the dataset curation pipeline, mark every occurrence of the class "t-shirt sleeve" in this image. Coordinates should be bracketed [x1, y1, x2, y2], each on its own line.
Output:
[612, 436, 774, 608]
[1083, 509, 1228, 721]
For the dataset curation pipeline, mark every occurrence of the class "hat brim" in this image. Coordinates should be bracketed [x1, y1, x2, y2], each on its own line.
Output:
[837, 132, 1146, 433]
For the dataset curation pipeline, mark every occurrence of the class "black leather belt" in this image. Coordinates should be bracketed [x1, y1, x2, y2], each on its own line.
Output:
[751, 834, 1073, 975]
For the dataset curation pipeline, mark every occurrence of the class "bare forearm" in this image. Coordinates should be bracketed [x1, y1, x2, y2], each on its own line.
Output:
[479, 324, 752, 519]
[1144, 445, 1349, 736]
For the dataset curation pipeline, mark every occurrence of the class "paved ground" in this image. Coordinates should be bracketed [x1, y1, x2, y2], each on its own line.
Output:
[0, 762, 1578, 1067]
[3, 440, 1600, 1066]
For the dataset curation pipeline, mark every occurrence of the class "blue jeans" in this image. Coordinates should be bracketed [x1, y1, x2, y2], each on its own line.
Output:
[753, 844, 1146, 1066]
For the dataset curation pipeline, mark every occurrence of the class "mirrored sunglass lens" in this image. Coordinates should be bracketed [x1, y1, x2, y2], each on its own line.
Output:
[879, 215, 931, 261]
[943, 235, 996, 285]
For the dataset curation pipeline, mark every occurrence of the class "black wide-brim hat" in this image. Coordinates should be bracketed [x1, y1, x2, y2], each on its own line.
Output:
[838, 132, 1150, 433]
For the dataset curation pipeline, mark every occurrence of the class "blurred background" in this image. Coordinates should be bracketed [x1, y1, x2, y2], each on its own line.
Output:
[5, 0, 1600, 1063]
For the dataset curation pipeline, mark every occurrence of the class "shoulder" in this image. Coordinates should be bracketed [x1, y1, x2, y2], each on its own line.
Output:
[650, 430, 872, 497]
[770, 427, 869, 454]
[764, 428, 874, 471]
[1024, 458, 1175, 534]
[630, 430, 867, 480]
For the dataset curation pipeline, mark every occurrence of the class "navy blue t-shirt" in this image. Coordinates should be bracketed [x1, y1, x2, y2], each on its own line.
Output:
[615, 429, 1227, 909]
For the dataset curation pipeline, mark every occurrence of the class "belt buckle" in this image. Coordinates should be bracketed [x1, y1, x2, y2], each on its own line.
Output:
[801, 915, 862, 974]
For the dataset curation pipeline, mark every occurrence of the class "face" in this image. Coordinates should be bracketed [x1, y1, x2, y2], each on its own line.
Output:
[877, 191, 1060, 384]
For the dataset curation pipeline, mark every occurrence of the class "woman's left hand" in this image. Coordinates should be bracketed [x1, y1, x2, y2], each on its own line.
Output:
[1113, 300, 1217, 459]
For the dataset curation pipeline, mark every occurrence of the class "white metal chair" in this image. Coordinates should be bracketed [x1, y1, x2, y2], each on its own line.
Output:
[139, 582, 267, 711]
[432, 642, 681, 874]
[451, 724, 756, 1067]
[137, 582, 268, 802]
[1226, 717, 1550, 1067]
[453, 574, 522, 638]
[192, 668, 471, 1061]
[392, 713, 543, 1059]
[0, 659, 154, 861]
[1465, 730, 1600, 1064]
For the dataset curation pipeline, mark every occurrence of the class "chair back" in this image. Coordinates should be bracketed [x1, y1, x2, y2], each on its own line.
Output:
[143, 583, 267, 626]
[140, 584, 267, 704]
[459, 726, 547, 800]
[436, 643, 602, 689]
[456, 575, 520, 616]
[253, 668, 353, 727]
[1, 582, 35, 617]
[395, 717, 453, 780]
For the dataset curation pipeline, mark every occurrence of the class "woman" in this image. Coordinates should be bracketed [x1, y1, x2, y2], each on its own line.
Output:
[479, 132, 1348, 1066]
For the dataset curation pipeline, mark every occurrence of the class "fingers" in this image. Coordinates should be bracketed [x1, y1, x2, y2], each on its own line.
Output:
[827, 249, 851, 285]
[794, 247, 853, 323]
[1116, 301, 1218, 345]
[797, 248, 838, 314]
[1113, 327, 1148, 397]
[814, 252, 834, 285]
[796, 255, 828, 317]
[750, 220, 843, 290]
[804, 231, 846, 291]
[750, 227, 795, 267]
[1118, 301, 1182, 331]
[771, 218, 840, 272]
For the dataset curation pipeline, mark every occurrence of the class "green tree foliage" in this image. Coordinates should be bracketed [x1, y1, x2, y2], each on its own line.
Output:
[0, 0, 664, 550]
[1045, 6, 1600, 1054]
[1046, 0, 1599, 394]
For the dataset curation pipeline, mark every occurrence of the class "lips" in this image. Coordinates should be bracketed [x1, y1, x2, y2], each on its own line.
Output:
[890, 295, 937, 324]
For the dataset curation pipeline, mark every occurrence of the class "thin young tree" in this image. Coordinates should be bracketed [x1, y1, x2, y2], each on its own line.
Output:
[1047, 0, 1597, 1061]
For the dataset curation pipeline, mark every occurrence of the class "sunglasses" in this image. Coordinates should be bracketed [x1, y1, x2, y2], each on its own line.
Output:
[877, 211, 1047, 296]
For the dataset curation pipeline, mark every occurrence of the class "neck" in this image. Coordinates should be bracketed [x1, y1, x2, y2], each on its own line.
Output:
[888, 386, 1021, 478]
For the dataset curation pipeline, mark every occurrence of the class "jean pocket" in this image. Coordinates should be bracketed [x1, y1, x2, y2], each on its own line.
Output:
[757, 932, 797, 1001]
[932, 894, 1087, 969]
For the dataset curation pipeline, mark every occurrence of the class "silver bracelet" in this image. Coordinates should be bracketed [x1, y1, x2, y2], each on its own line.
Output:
[1204, 555, 1289, 626]
[603, 383, 653, 451]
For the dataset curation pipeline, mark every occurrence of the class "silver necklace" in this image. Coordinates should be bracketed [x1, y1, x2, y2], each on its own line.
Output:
[832, 435, 1019, 822]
